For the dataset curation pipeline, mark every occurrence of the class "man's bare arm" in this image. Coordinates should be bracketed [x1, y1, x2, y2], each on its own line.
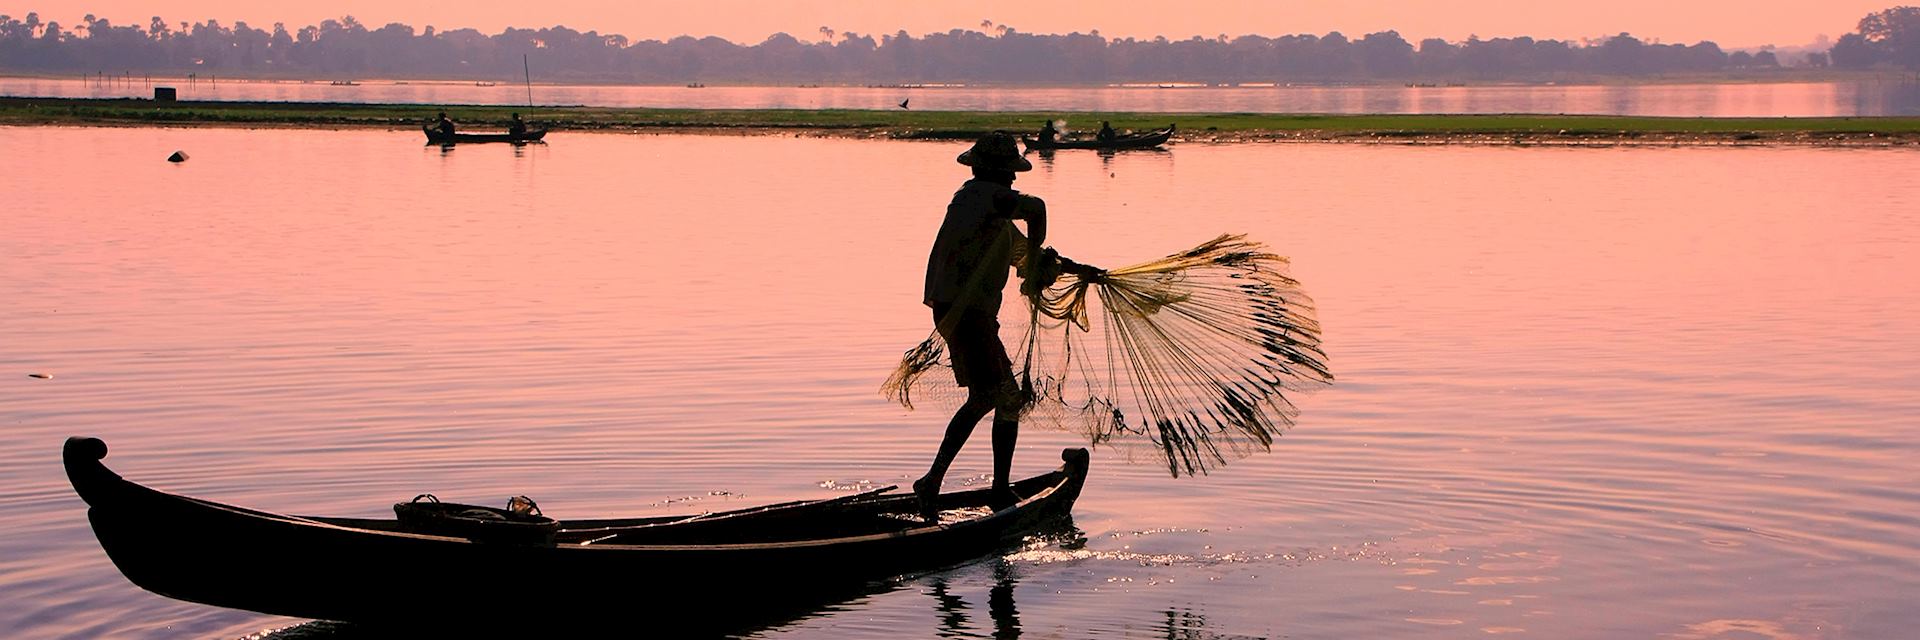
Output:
[1016, 195, 1046, 268]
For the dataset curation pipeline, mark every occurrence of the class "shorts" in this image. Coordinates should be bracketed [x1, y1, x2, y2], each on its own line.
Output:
[931, 303, 1013, 390]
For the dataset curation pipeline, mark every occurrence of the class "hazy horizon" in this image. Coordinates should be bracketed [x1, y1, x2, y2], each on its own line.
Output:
[17, 0, 1891, 50]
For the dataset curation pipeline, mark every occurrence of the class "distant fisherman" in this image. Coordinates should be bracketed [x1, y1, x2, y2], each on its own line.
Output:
[435, 111, 456, 135]
[915, 132, 1055, 516]
[1096, 120, 1116, 142]
[508, 113, 527, 136]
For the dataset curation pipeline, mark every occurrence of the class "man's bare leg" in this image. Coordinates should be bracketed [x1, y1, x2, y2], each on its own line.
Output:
[918, 388, 994, 517]
[990, 411, 1019, 509]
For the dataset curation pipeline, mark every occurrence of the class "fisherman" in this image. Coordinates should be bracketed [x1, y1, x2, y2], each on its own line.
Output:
[1037, 120, 1059, 145]
[916, 132, 1053, 515]
[1096, 120, 1116, 142]
[508, 113, 527, 136]
[435, 111, 456, 135]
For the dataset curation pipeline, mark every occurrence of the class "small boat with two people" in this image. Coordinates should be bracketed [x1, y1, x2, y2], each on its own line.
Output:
[423, 111, 547, 144]
[1023, 122, 1176, 151]
[422, 126, 549, 144]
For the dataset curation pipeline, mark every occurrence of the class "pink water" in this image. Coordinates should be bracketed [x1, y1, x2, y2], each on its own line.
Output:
[2, 126, 1917, 638]
[8, 76, 1920, 116]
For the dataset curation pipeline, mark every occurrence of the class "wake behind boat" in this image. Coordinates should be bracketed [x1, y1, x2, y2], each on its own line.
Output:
[62, 437, 1087, 624]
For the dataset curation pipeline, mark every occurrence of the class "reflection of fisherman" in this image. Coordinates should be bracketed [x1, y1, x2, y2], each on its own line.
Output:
[1037, 120, 1058, 144]
[916, 132, 1052, 515]
[435, 111, 456, 135]
[508, 113, 527, 136]
[1096, 120, 1116, 142]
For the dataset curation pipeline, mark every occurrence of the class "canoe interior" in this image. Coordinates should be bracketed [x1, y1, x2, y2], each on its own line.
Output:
[295, 470, 1070, 546]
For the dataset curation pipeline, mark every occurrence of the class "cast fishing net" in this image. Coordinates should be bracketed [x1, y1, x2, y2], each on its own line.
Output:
[884, 233, 1332, 477]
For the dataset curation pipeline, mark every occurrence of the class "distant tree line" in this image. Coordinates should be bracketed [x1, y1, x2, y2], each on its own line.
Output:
[1831, 6, 1920, 70]
[0, 11, 1861, 85]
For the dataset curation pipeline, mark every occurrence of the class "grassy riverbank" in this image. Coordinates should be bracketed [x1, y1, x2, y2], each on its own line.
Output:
[5, 97, 1919, 145]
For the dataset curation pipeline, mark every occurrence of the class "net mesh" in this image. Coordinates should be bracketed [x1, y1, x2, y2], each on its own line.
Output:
[884, 234, 1333, 477]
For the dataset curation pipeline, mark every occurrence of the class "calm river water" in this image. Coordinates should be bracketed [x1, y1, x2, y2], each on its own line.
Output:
[8, 76, 1920, 117]
[2, 126, 1917, 639]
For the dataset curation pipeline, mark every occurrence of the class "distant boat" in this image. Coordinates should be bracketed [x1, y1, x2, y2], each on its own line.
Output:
[329, 80, 359, 86]
[1023, 125, 1177, 151]
[474, 81, 497, 87]
[61, 436, 1089, 623]
[422, 125, 549, 144]
[686, 82, 706, 88]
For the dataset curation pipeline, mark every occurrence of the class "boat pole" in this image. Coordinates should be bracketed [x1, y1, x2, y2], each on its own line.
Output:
[523, 54, 535, 111]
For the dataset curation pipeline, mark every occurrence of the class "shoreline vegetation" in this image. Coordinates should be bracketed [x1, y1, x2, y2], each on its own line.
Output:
[0, 11, 1892, 84]
[4, 97, 1919, 146]
[7, 68, 1903, 86]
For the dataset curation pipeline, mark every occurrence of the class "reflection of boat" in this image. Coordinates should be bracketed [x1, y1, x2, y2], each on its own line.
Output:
[1023, 125, 1176, 150]
[64, 437, 1089, 623]
[263, 577, 914, 636]
[422, 125, 549, 144]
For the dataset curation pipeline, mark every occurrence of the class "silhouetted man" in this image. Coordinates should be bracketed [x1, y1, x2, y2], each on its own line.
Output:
[1096, 120, 1116, 142]
[436, 111, 455, 135]
[916, 132, 1050, 516]
[508, 113, 527, 136]
[1037, 120, 1058, 145]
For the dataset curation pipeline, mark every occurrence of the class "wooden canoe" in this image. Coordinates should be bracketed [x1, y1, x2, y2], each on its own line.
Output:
[63, 437, 1088, 624]
[421, 125, 548, 144]
[1023, 125, 1176, 151]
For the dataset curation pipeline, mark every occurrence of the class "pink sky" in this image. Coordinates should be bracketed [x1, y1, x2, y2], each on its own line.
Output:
[19, 0, 1887, 48]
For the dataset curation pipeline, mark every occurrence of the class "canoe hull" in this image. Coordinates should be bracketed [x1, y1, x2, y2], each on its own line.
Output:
[65, 437, 1086, 624]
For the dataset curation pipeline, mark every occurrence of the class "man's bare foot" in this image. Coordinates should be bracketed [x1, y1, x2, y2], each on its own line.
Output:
[912, 476, 941, 522]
